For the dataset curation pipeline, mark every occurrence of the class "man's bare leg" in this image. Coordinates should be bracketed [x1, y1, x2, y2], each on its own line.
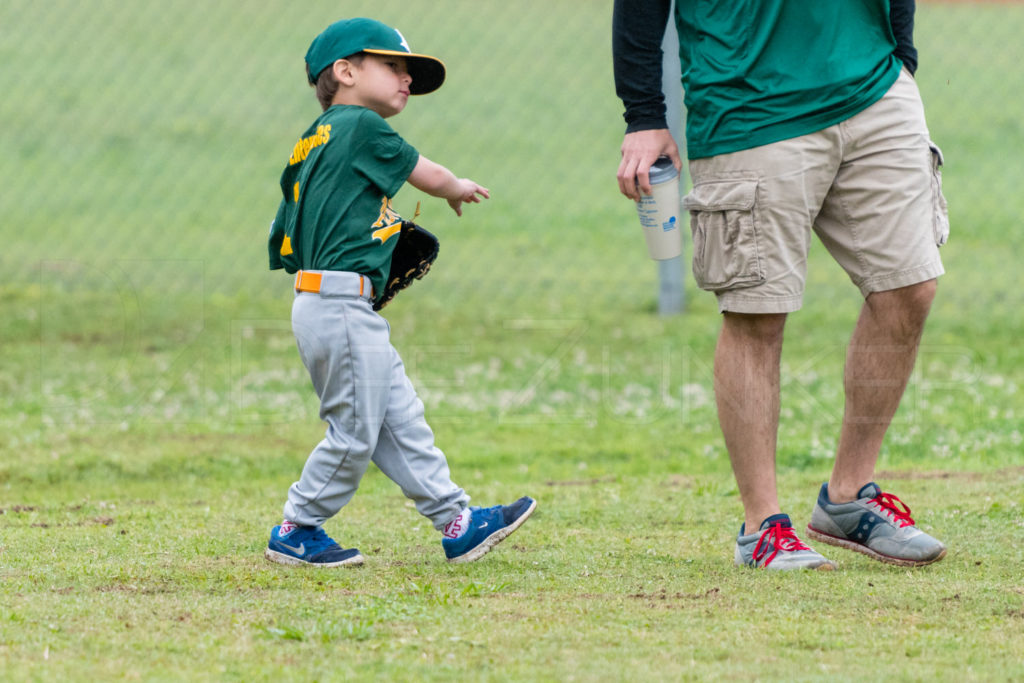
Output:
[714, 312, 788, 532]
[828, 280, 937, 502]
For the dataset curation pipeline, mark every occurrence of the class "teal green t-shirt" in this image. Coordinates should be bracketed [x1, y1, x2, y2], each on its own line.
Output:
[675, 1, 902, 158]
[268, 105, 419, 295]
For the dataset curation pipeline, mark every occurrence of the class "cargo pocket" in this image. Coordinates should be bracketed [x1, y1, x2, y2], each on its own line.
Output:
[682, 179, 765, 292]
[928, 141, 950, 247]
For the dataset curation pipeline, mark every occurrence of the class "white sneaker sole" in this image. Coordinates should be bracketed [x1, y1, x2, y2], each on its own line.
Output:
[806, 525, 946, 567]
[447, 499, 538, 564]
[733, 554, 837, 571]
[264, 547, 365, 567]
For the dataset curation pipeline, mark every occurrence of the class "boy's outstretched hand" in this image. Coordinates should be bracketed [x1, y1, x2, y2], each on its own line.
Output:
[408, 155, 490, 217]
[447, 179, 490, 216]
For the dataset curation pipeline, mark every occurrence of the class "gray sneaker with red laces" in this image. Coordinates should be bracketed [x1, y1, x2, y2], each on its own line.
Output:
[806, 482, 946, 567]
[734, 513, 836, 571]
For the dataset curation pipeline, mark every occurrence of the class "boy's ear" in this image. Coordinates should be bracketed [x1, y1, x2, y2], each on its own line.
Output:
[332, 59, 357, 86]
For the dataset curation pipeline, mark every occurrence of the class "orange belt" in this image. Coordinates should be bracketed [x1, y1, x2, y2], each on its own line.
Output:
[294, 270, 372, 298]
[294, 270, 323, 293]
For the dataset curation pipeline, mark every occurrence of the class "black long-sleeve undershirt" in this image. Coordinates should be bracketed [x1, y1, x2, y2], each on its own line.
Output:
[613, 0, 919, 133]
[612, 0, 673, 133]
[890, 0, 918, 74]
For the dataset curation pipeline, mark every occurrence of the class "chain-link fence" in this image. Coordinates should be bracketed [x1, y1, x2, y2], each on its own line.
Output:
[0, 0, 635, 314]
[5, 1, 1018, 302]
[2, 1, 1022, 432]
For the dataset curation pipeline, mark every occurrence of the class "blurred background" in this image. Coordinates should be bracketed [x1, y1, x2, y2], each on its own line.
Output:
[1, 0, 1021, 456]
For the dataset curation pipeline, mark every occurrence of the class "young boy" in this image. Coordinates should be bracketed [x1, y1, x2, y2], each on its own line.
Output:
[265, 17, 535, 567]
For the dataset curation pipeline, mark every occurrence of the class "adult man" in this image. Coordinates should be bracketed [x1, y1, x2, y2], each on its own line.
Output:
[613, 0, 948, 569]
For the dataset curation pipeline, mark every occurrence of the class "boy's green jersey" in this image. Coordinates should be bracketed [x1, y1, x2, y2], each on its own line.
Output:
[268, 105, 419, 295]
[674, 0, 902, 158]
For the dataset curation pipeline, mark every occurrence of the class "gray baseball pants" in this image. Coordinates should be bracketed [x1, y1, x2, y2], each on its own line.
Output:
[283, 270, 469, 530]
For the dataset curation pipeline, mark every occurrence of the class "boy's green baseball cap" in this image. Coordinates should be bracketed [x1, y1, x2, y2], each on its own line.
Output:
[305, 18, 446, 95]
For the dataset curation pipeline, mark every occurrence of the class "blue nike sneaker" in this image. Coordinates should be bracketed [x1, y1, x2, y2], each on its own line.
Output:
[264, 523, 364, 567]
[443, 497, 537, 564]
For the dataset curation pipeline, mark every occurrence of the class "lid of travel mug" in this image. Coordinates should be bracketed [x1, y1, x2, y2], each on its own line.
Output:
[648, 156, 678, 185]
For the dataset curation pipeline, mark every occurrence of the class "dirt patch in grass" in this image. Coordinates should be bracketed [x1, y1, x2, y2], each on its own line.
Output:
[628, 587, 721, 609]
[0, 505, 39, 514]
[875, 466, 1024, 481]
[544, 476, 618, 487]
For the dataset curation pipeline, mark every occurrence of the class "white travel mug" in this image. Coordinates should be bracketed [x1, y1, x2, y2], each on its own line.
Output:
[635, 157, 682, 260]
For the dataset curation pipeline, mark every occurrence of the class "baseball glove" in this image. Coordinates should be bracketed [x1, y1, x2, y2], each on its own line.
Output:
[373, 220, 440, 311]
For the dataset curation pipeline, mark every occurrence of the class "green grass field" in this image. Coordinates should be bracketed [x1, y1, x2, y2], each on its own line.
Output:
[2, 1, 1023, 680]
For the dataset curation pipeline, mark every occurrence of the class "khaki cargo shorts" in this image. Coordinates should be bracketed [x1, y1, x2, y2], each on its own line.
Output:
[683, 69, 949, 314]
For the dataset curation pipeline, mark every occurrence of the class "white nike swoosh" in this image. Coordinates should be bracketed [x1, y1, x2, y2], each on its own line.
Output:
[278, 541, 305, 555]
[478, 522, 488, 530]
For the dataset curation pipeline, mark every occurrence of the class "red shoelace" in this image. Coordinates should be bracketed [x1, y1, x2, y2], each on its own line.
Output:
[752, 522, 811, 567]
[869, 491, 916, 528]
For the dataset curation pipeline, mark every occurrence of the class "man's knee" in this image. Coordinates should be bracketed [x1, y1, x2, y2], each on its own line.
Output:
[874, 279, 936, 313]
[723, 312, 787, 346]
[867, 279, 937, 336]
[903, 278, 938, 309]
